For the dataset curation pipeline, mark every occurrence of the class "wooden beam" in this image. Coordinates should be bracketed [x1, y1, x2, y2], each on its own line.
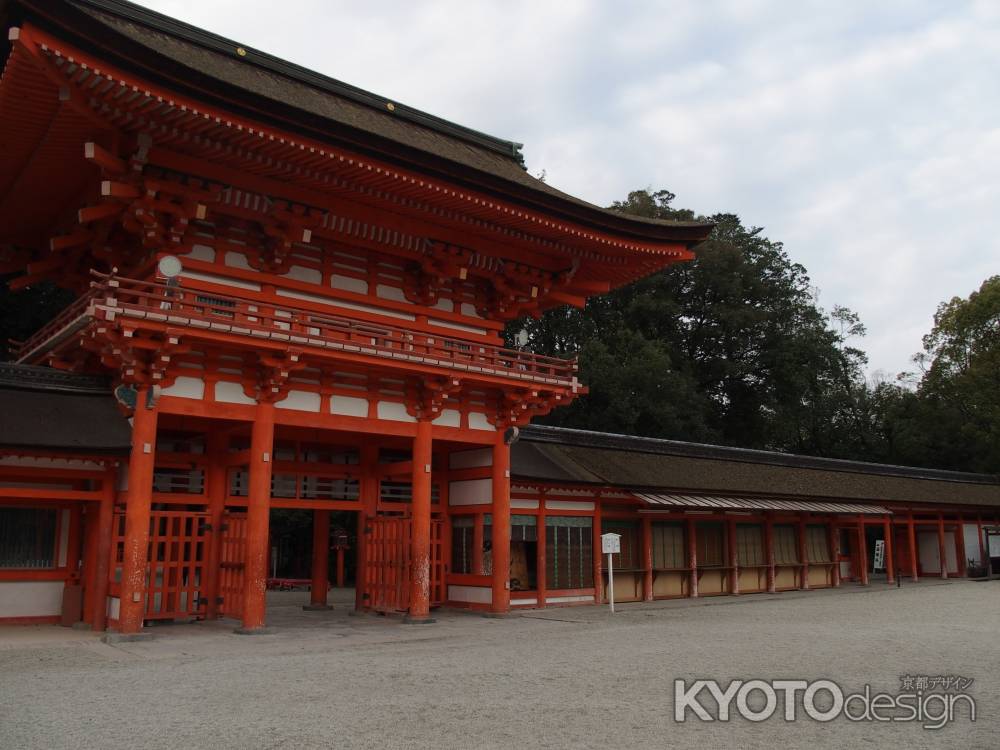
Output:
[84, 142, 127, 175]
[101, 180, 141, 199]
[50, 230, 92, 252]
[78, 203, 123, 224]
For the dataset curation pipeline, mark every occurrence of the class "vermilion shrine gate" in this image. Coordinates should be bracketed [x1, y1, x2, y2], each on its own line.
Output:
[0, 0, 710, 632]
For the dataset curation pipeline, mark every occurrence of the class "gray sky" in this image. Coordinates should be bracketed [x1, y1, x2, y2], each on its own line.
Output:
[142, 0, 1000, 376]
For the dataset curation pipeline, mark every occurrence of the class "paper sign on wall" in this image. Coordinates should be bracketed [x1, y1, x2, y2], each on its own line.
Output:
[873, 539, 885, 571]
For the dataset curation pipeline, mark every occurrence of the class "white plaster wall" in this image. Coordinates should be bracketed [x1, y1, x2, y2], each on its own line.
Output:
[448, 585, 491, 604]
[918, 531, 941, 573]
[275, 390, 321, 412]
[964, 524, 984, 565]
[0, 581, 63, 618]
[377, 401, 416, 422]
[107, 596, 120, 620]
[224, 251, 252, 269]
[376, 284, 407, 302]
[546, 595, 594, 604]
[215, 381, 256, 405]
[161, 376, 205, 400]
[448, 478, 491, 505]
[945, 535, 959, 574]
[467, 412, 494, 431]
[182, 244, 215, 262]
[285, 265, 322, 284]
[331, 395, 369, 417]
[432, 409, 461, 427]
[331, 274, 368, 294]
[511, 499, 540, 509]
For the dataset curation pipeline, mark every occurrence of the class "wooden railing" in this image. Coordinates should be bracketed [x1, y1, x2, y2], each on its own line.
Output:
[15, 272, 579, 386]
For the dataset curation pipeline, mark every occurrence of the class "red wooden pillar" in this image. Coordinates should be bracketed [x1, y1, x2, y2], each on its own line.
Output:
[407, 418, 433, 622]
[239, 400, 275, 633]
[764, 514, 776, 593]
[305, 510, 331, 609]
[642, 516, 654, 601]
[977, 515, 986, 573]
[336, 547, 346, 588]
[955, 517, 967, 578]
[89, 465, 116, 631]
[81, 502, 100, 625]
[536, 491, 547, 608]
[907, 514, 919, 581]
[472, 513, 485, 575]
[857, 516, 869, 585]
[355, 443, 378, 612]
[797, 517, 809, 590]
[203, 430, 228, 619]
[827, 520, 840, 587]
[489, 433, 511, 615]
[118, 387, 158, 634]
[687, 517, 699, 598]
[592, 498, 603, 602]
[57, 504, 83, 627]
[883, 516, 895, 584]
[937, 513, 948, 579]
[726, 518, 739, 595]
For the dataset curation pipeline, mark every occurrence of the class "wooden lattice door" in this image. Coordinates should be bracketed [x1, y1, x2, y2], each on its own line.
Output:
[218, 511, 247, 619]
[109, 509, 209, 621]
[361, 515, 444, 613]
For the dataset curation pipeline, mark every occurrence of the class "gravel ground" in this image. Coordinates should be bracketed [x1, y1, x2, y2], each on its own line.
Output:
[0, 580, 996, 749]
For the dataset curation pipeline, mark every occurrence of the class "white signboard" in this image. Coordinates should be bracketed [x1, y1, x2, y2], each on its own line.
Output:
[872, 539, 885, 571]
[601, 533, 621, 555]
[601, 533, 621, 613]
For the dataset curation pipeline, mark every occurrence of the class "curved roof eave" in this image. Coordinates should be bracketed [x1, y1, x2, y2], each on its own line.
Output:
[13, 0, 714, 247]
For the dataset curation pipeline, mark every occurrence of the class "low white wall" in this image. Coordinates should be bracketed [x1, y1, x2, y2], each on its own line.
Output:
[963, 524, 983, 565]
[447, 585, 491, 604]
[0, 581, 62, 618]
[917, 531, 941, 573]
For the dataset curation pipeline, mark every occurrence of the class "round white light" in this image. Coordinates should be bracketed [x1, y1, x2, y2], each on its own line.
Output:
[516, 328, 529, 348]
[157, 255, 183, 279]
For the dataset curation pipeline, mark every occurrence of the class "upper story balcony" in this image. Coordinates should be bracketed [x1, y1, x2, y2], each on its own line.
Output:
[13, 273, 581, 392]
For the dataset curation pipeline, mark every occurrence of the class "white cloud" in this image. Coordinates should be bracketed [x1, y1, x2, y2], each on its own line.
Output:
[139, 0, 1000, 375]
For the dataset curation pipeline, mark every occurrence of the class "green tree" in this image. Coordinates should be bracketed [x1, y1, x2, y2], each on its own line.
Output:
[512, 189, 870, 455]
[909, 276, 1000, 472]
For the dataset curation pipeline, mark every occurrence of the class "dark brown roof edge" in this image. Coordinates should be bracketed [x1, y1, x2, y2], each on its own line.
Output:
[0, 362, 112, 394]
[8, 0, 715, 246]
[518, 424, 1000, 486]
[68, 0, 524, 161]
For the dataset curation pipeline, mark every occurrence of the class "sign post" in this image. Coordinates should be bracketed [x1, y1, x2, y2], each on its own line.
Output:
[873, 539, 885, 572]
[601, 533, 621, 614]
